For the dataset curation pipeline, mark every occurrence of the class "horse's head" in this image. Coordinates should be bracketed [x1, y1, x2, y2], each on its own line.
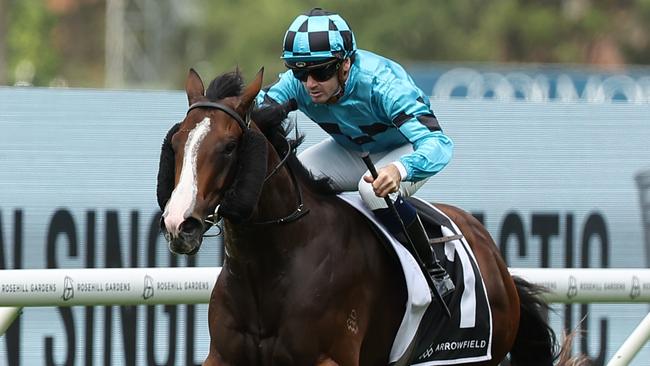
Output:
[157, 68, 266, 255]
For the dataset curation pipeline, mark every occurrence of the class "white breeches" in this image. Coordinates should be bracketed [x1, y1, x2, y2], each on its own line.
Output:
[298, 137, 428, 210]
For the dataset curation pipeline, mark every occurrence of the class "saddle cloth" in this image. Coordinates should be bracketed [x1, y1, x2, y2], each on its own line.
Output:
[338, 194, 492, 365]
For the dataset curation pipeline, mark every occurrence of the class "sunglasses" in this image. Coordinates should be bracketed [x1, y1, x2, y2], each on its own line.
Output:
[287, 59, 341, 82]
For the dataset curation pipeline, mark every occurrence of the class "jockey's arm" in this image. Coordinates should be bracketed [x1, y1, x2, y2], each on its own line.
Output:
[378, 79, 454, 182]
[253, 71, 299, 123]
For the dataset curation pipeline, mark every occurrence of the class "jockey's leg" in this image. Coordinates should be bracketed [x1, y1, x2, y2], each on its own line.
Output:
[358, 145, 455, 298]
[402, 210, 455, 297]
[298, 137, 369, 191]
[299, 139, 454, 296]
[359, 187, 454, 297]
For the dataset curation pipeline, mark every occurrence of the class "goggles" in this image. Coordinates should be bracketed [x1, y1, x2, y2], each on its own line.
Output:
[285, 58, 341, 83]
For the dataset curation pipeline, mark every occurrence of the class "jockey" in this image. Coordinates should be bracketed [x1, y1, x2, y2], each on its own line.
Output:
[254, 8, 455, 297]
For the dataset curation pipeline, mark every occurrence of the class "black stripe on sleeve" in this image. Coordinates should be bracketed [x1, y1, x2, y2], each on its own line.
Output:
[317, 122, 375, 145]
[359, 123, 391, 136]
[392, 112, 414, 127]
[316, 122, 342, 135]
[416, 114, 441, 132]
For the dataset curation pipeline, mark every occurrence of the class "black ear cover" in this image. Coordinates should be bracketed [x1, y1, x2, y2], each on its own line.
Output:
[156, 123, 181, 211]
[218, 130, 268, 223]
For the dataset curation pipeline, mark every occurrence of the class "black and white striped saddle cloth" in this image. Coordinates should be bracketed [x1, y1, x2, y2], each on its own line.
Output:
[402, 197, 493, 366]
[338, 194, 493, 366]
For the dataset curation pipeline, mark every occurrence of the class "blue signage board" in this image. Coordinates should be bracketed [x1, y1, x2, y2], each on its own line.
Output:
[1, 85, 649, 365]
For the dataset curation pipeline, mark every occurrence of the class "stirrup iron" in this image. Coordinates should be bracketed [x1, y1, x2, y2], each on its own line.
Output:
[428, 266, 455, 298]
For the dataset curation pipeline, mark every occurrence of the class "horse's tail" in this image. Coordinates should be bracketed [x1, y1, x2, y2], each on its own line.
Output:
[509, 276, 558, 366]
[555, 329, 593, 366]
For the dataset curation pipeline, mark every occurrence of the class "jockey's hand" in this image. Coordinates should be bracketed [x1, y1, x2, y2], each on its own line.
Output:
[363, 164, 401, 197]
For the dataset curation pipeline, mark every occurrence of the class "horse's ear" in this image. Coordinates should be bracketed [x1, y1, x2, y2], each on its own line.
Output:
[185, 68, 205, 105]
[237, 67, 264, 114]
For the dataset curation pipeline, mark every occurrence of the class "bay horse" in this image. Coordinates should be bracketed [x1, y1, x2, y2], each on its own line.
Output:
[157, 68, 562, 366]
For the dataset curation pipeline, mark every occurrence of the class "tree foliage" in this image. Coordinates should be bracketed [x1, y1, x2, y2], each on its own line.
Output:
[5, 0, 59, 85]
[0, 0, 648, 88]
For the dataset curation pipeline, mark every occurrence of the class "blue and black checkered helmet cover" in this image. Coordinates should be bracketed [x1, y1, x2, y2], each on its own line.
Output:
[282, 8, 356, 63]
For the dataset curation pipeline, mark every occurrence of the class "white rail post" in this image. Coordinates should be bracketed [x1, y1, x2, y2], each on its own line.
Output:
[0, 307, 21, 337]
[606, 312, 650, 366]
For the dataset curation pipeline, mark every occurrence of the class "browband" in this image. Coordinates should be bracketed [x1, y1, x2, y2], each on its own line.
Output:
[187, 101, 250, 130]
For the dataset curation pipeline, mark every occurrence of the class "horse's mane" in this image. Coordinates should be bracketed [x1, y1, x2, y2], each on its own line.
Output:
[259, 117, 339, 196]
[206, 70, 245, 100]
[205, 70, 338, 196]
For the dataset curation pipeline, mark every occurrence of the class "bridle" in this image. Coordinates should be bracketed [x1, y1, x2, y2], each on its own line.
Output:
[185, 101, 309, 234]
[187, 101, 251, 130]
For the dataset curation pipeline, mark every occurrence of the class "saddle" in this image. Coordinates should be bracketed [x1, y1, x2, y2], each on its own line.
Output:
[405, 197, 458, 244]
[398, 198, 492, 366]
[341, 195, 493, 366]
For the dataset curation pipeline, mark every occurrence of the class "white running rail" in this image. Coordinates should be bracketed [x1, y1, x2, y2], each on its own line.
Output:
[1, 267, 649, 364]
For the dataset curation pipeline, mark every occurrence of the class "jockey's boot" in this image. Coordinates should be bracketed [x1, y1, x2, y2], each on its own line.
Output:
[402, 215, 455, 298]
[373, 196, 454, 298]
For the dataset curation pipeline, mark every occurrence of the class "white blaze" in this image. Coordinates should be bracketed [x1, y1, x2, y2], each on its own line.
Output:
[163, 118, 211, 236]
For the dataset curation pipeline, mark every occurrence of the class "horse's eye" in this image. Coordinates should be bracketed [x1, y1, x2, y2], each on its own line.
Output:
[223, 141, 237, 155]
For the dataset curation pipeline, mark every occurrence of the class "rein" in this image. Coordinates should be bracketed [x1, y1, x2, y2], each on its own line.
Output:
[187, 101, 308, 231]
[251, 136, 308, 225]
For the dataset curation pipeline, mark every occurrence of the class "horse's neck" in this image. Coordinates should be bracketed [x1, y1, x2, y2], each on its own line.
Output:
[224, 144, 312, 259]
[255, 146, 304, 224]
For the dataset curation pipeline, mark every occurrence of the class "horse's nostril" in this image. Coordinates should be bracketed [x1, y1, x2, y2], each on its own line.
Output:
[180, 217, 202, 235]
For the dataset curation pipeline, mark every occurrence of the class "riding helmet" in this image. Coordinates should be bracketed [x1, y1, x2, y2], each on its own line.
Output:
[282, 8, 356, 65]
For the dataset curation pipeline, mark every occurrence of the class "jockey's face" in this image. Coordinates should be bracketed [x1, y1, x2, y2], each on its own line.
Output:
[301, 58, 351, 104]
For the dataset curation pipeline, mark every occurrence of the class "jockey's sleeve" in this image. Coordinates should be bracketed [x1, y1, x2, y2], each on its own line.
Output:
[255, 71, 298, 107]
[379, 79, 454, 182]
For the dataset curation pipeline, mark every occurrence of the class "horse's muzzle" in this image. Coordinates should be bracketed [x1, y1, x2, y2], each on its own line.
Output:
[163, 217, 205, 255]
